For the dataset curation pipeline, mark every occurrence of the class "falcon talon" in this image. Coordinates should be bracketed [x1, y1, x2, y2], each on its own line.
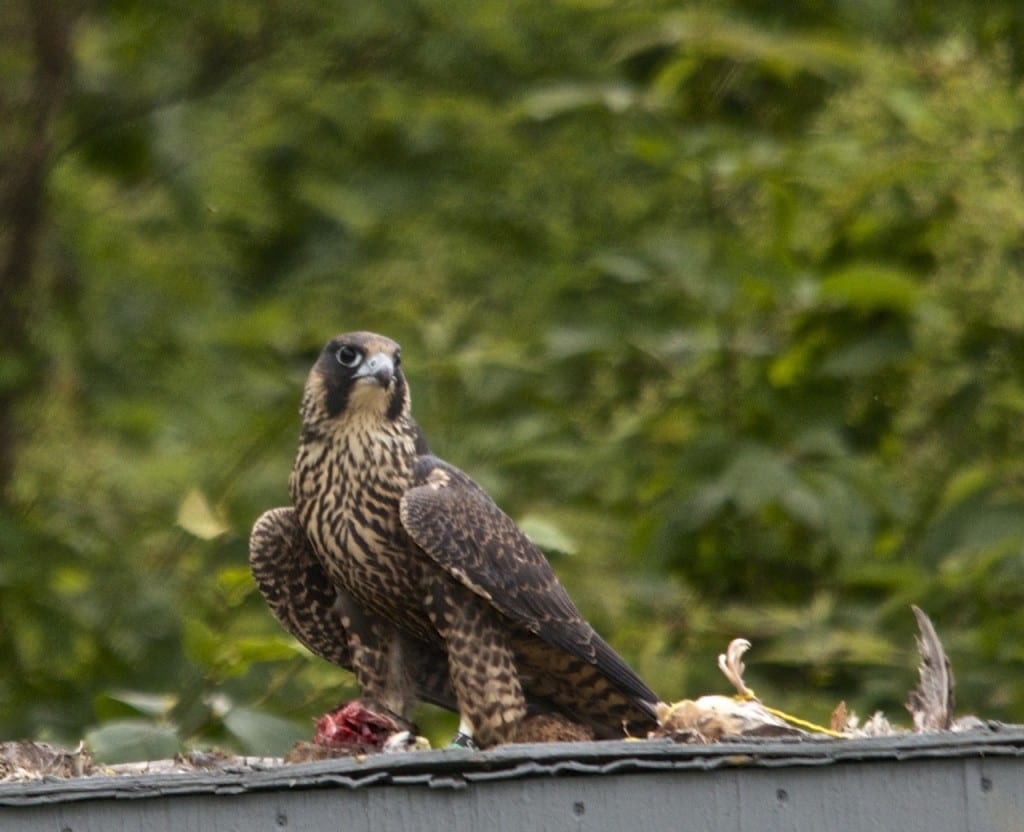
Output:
[250, 331, 660, 749]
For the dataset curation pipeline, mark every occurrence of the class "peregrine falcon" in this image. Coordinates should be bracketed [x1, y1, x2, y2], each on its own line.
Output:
[250, 332, 658, 747]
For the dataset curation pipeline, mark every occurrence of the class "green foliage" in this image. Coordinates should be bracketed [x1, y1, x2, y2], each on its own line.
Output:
[2, 0, 1024, 755]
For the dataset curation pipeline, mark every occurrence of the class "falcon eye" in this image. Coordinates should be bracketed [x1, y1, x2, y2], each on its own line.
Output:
[336, 345, 362, 367]
[393, 350, 401, 367]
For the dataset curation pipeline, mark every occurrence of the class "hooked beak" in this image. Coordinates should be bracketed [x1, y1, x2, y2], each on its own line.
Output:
[354, 352, 395, 387]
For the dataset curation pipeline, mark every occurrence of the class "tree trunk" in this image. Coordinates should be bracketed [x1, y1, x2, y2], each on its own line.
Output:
[0, 0, 77, 493]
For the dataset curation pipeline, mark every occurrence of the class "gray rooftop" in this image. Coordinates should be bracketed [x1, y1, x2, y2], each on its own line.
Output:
[2, 727, 1023, 831]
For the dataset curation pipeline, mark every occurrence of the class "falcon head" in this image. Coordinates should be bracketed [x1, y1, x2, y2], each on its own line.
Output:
[301, 332, 409, 426]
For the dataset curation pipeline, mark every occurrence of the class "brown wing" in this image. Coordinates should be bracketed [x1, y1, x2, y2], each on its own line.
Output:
[399, 456, 658, 713]
[248, 507, 456, 711]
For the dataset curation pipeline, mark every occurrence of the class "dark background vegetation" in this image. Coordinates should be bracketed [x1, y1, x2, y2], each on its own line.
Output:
[2, 0, 1023, 760]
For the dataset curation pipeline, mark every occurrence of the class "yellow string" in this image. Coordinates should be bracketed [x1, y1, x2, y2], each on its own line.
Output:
[735, 690, 845, 738]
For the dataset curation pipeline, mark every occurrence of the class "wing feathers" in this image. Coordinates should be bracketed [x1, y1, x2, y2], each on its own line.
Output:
[400, 456, 658, 710]
[249, 506, 457, 711]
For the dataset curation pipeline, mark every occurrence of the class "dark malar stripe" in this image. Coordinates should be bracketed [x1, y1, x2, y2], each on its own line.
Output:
[324, 377, 352, 418]
[386, 373, 406, 420]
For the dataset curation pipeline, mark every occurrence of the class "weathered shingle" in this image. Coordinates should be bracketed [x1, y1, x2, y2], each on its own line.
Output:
[2, 728, 1023, 831]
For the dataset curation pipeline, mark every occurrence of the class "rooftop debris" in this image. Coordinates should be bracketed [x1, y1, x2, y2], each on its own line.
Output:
[0, 606, 1001, 781]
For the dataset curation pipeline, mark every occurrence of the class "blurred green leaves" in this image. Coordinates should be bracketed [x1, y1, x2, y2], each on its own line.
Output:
[2, 0, 1024, 758]
[85, 721, 180, 765]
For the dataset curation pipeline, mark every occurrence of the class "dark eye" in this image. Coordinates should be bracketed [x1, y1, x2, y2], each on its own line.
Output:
[336, 345, 361, 367]
[394, 350, 401, 367]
